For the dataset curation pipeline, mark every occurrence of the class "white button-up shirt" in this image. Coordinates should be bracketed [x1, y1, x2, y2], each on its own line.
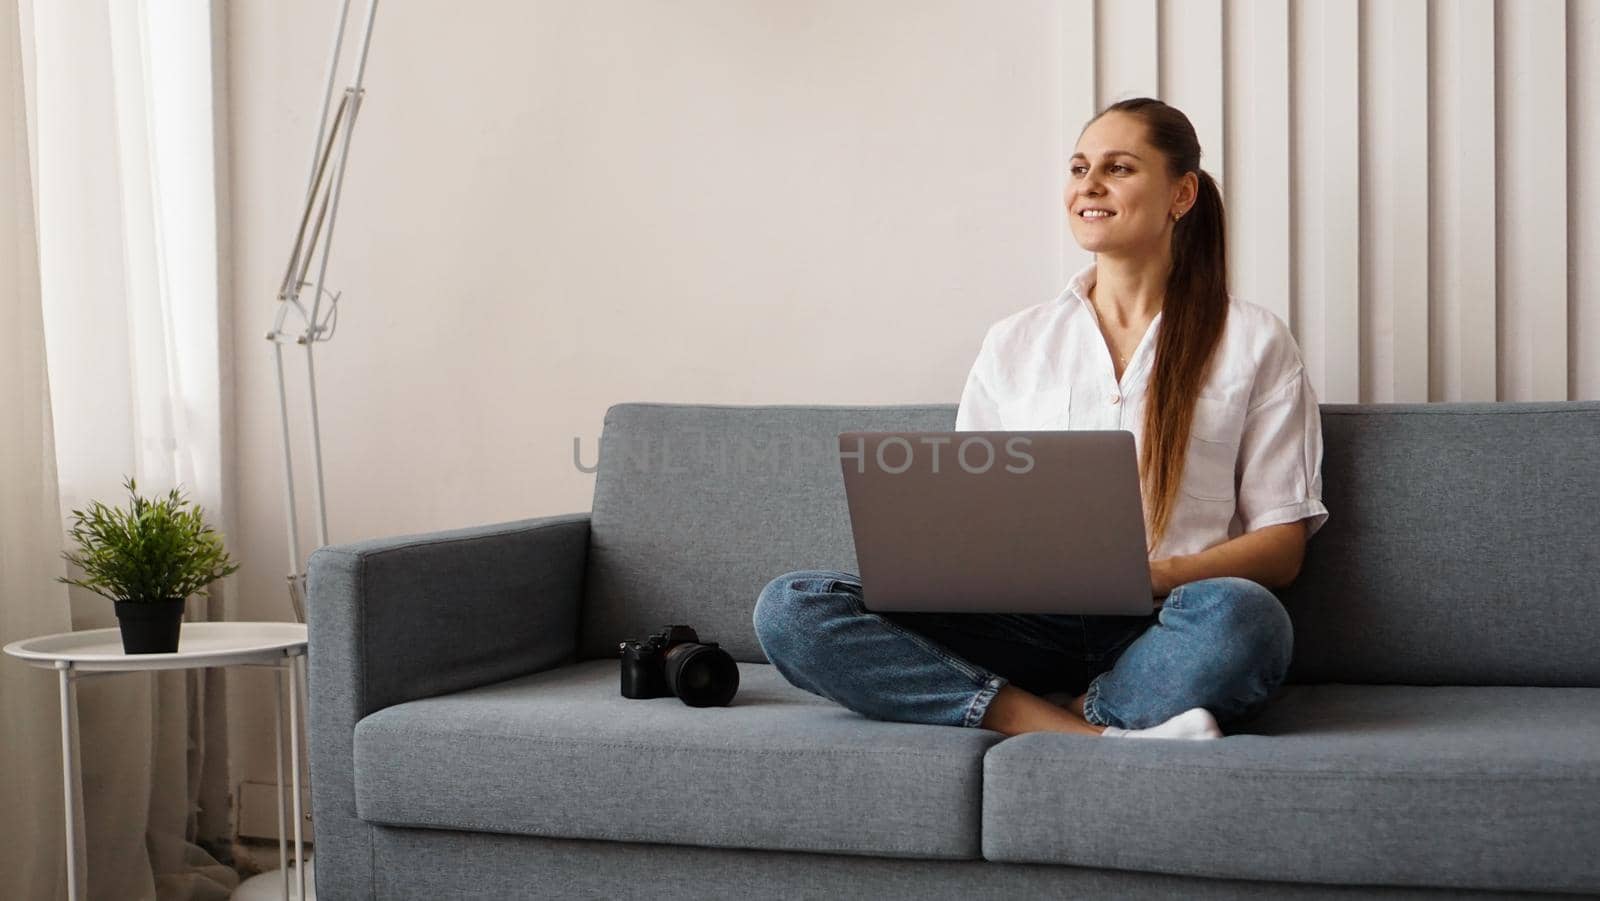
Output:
[955, 261, 1329, 561]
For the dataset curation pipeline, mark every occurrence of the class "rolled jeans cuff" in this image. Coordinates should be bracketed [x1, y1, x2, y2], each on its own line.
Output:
[1080, 670, 1119, 728]
[963, 675, 1008, 728]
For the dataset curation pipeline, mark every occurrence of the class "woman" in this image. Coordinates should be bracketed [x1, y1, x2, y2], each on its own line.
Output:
[753, 98, 1328, 739]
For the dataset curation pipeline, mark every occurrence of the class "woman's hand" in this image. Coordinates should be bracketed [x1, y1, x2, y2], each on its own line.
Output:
[1148, 523, 1310, 599]
[1149, 557, 1178, 598]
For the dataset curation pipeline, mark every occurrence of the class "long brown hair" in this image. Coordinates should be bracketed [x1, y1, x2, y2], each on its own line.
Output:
[1083, 98, 1230, 553]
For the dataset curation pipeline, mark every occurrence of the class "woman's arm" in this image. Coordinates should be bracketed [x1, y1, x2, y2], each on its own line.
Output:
[1150, 520, 1308, 596]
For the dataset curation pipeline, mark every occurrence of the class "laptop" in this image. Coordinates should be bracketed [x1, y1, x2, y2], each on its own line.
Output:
[837, 430, 1154, 615]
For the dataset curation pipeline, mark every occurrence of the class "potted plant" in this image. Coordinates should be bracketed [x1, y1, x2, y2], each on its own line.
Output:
[59, 477, 240, 654]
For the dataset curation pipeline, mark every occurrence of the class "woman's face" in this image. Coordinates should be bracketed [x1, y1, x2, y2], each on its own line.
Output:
[1065, 112, 1192, 260]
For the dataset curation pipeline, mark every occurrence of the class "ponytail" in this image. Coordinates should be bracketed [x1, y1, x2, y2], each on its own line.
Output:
[1083, 98, 1230, 553]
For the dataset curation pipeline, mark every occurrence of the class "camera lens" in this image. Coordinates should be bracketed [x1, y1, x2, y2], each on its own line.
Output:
[663, 643, 739, 707]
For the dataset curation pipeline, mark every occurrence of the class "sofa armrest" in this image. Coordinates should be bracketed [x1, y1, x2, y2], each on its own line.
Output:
[304, 512, 588, 899]
[306, 512, 590, 717]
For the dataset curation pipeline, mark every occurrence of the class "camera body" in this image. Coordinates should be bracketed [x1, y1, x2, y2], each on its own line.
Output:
[620, 624, 740, 707]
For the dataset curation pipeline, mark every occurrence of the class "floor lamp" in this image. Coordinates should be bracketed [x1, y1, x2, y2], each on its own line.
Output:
[269, 0, 379, 626]
[243, 1, 380, 899]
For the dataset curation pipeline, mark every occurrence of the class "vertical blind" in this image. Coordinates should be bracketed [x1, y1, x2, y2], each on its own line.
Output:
[1061, 0, 1596, 403]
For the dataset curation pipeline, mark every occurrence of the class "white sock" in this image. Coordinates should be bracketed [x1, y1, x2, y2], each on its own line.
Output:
[1100, 707, 1223, 740]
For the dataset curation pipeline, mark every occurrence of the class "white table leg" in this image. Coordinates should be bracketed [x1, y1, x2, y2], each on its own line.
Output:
[289, 652, 306, 901]
[275, 661, 289, 901]
[56, 662, 86, 901]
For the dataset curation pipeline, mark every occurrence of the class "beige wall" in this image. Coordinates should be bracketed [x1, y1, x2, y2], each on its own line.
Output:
[224, 0, 1065, 804]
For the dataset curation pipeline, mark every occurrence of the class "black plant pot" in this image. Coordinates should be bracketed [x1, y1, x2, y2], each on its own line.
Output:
[113, 599, 186, 654]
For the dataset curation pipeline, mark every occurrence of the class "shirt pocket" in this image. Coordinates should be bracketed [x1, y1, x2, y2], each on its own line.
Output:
[1180, 394, 1246, 502]
[998, 386, 1072, 430]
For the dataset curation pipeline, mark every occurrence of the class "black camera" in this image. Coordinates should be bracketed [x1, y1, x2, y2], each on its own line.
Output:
[619, 624, 740, 707]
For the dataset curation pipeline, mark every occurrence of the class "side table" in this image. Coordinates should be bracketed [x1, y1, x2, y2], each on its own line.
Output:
[4, 622, 310, 901]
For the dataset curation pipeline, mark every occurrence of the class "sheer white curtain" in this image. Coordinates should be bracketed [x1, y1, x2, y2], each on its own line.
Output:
[10, 0, 238, 898]
[1, 2, 71, 899]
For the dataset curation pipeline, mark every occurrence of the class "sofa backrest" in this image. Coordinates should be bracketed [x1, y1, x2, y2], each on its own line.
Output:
[1283, 401, 1598, 685]
[578, 401, 1600, 686]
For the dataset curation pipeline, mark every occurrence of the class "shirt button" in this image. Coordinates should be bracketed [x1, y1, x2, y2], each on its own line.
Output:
[1109, 393, 1121, 405]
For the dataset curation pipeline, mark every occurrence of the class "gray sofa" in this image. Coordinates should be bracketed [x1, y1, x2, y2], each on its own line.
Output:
[306, 401, 1600, 899]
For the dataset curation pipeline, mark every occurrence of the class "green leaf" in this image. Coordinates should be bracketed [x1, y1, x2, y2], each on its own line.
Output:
[58, 476, 239, 604]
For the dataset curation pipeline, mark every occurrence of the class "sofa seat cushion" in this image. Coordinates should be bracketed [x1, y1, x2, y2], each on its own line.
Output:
[354, 659, 1001, 859]
[982, 683, 1600, 895]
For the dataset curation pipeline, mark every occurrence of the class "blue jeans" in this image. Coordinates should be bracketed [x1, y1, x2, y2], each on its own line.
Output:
[752, 570, 1294, 731]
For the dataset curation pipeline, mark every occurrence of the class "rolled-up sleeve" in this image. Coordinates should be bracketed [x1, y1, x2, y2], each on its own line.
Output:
[955, 332, 1002, 431]
[1235, 365, 1330, 539]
